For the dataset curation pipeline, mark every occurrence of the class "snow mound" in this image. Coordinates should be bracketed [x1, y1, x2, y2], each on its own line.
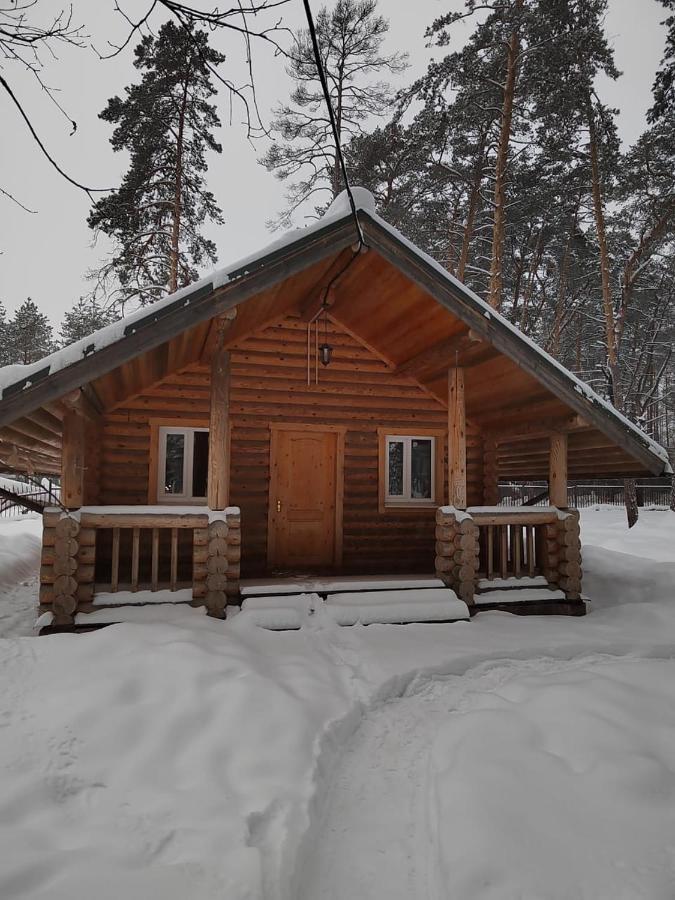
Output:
[325, 187, 376, 218]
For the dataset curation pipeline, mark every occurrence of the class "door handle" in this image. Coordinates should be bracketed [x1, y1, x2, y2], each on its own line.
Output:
[276, 499, 282, 513]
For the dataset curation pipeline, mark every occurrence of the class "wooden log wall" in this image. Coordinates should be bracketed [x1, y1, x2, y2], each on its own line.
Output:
[98, 315, 485, 577]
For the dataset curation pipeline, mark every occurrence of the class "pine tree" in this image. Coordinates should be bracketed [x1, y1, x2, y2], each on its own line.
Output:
[6, 299, 55, 365]
[420, 0, 618, 313]
[650, 0, 675, 121]
[88, 21, 225, 309]
[60, 297, 118, 346]
[260, 0, 407, 228]
[343, 109, 454, 258]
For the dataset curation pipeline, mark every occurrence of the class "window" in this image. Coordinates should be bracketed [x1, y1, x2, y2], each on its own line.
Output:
[157, 427, 209, 503]
[385, 435, 435, 506]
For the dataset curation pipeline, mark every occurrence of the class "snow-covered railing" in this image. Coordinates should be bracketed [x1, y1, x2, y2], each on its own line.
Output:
[40, 506, 241, 625]
[435, 506, 582, 604]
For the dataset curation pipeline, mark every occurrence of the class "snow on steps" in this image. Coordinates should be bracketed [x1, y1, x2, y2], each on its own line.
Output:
[474, 588, 566, 605]
[237, 588, 470, 630]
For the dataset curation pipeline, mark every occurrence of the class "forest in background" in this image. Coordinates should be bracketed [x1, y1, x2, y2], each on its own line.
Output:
[1, 0, 673, 457]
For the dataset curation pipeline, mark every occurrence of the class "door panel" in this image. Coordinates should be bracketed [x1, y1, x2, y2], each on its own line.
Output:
[269, 428, 339, 570]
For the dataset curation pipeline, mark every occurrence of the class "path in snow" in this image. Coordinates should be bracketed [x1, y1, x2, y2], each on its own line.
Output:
[296, 655, 675, 900]
[297, 662, 518, 900]
[0, 575, 39, 637]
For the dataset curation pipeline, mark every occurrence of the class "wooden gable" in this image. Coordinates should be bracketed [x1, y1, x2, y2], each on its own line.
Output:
[0, 209, 669, 479]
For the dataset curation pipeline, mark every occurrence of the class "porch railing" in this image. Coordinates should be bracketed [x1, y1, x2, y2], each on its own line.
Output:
[41, 507, 241, 625]
[435, 506, 582, 604]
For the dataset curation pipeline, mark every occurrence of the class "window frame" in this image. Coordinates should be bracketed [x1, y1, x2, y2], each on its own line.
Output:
[377, 427, 445, 513]
[154, 424, 210, 505]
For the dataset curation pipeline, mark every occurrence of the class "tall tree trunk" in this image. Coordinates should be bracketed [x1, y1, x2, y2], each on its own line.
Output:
[550, 203, 580, 357]
[587, 98, 619, 399]
[670, 450, 675, 513]
[456, 131, 487, 282]
[170, 73, 191, 294]
[550, 237, 571, 358]
[587, 98, 638, 527]
[518, 228, 546, 331]
[488, 0, 523, 310]
[446, 195, 462, 276]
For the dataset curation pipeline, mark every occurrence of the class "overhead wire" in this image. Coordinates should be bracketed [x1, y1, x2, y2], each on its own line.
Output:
[301, 0, 368, 384]
[300, 0, 366, 249]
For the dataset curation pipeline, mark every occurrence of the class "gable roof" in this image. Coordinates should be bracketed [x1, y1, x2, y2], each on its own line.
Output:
[0, 189, 670, 476]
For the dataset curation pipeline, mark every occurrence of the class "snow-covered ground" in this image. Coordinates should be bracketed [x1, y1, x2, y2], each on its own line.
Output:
[0, 514, 42, 637]
[0, 507, 674, 899]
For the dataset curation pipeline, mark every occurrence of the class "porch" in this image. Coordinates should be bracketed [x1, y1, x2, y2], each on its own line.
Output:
[39, 498, 584, 628]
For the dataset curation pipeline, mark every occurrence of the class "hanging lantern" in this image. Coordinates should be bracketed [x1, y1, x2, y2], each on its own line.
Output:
[318, 303, 333, 366]
[318, 342, 333, 366]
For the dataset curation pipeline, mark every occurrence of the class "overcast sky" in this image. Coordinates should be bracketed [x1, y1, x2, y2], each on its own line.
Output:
[0, 0, 667, 326]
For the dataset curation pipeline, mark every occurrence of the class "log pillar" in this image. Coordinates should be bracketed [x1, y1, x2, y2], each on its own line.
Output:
[447, 367, 467, 508]
[208, 336, 231, 511]
[61, 390, 101, 509]
[482, 436, 499, 505]
[61, 411, 87, 509]
[548, 432, 568, 508]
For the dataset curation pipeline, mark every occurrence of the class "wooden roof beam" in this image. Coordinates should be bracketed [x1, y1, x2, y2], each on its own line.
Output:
[62, 386, 102, 420]
[393, 329, 481, 379]
[485, 415, 588, 443]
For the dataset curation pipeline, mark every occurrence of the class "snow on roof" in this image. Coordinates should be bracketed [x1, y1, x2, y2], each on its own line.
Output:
[0, 186, 669, 473]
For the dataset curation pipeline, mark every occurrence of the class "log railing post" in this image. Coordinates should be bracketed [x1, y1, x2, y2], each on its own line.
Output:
[549, 432, 568, 508]
[448, 367, 467, 509]
[52, 514, 80, 625]
[435, 507, 477, 606]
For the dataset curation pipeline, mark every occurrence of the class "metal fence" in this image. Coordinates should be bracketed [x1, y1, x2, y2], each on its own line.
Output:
[0, 476, 60, 518]
[499, 482, 673, 509]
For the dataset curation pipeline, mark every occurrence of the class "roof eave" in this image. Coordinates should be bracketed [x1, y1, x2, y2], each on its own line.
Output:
[358, 212, 669, 477]
[0, 214, 359, 428]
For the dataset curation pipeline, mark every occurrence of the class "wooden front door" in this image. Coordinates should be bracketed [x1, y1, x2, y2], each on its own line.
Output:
[268, 426, 343, 571]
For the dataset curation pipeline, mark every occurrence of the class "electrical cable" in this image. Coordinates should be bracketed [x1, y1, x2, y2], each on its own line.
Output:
[301, 0, 366, 249]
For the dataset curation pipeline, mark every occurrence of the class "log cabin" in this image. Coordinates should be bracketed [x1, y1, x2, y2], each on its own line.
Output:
[0, 189, 670, 626]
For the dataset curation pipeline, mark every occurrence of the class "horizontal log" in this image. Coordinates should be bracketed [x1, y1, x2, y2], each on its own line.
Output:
[471, 510, 558, 526]
[435, 555, 453, 574]
[80, 513, 208, 528]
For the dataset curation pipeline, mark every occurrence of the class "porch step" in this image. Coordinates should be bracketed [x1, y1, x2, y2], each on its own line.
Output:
[476, 575, 549, 592]
[474, 587, 566, 605]
[92, 588, 193, 606]
[240, 574, 445, 597]
[238, 587, 469, 630]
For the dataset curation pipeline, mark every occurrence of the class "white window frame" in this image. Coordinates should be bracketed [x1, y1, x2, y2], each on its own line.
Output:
[385, 434, 436, 506]
[157, 426, 209, 504]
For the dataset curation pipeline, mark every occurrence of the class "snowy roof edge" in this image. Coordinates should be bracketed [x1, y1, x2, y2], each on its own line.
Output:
[358, 209, 671, 475]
